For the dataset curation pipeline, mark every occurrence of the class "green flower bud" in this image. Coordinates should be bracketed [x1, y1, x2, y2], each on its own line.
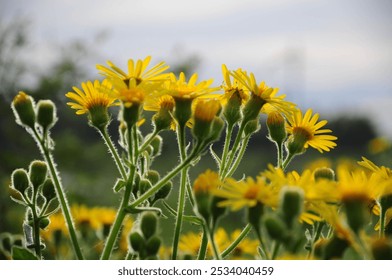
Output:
[12, 92, 36, 128]
[39, 217, 50, 229]
[279, 187, 304, 228]
[145, 236, 161, 256]
[129, 232, 145, 252]
[154, 181, 172, 201]
[11, 169, 30, 194]
[139, 179, 152, 195]
[89, 105, 110, 129]
[29, 161, 48, 189]
[153, 96, 174, 131]
[192, 99, 221, 143]
[314, 167, 335, 181]
[223, 89, 242, 126]
[141, 212, 158, 240]
[206, 117, 224, 143]
[264, 213, 287, 242]
[36, 100, 57, 130]
[267, 111, 287, 144]
[150, 136, 163, 157]
[41, 179, 56, 202]
[146, 170, 160, 185]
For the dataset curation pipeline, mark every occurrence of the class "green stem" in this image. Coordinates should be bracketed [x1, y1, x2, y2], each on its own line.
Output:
[197, 228, 209, 260]
[271, 241, 281, 260]
[139, 128, 159, 154]
[99, 127, 127, 179]
[276, 141, 284, 169]
[282, 152, 296, 170]
[129, 142, 202, 209]
[204, 222, 221, 260]
[32, 129, 84, 260]
[100, 166, 136, 260]
[380, 206, 386, 238]
[224, 135, 251, 178]
[221, 223, 252, 259]
[255, 228, 270, 260]
[219, 123, 234, 177]
[221, 122, 246, 178]
[171, 124, 188, 260]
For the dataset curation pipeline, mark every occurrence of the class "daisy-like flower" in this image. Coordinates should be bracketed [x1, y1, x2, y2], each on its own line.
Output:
[230, 69, 296, 122]
[66, 80, 118, 128]
[164, 72, 219, 126]
[221, 65, 249, 105]
[97, 56, 169, 88]
[144, 94, 176, 130]
[286, 108, 337, 154]
[214, 176, 278, 211]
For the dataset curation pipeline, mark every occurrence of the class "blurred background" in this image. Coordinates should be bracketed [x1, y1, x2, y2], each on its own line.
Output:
[1, 0, 392, 247]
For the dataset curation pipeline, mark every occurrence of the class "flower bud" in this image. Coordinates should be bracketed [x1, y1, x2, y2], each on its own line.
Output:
[146, 170, 160, 185]
[129, 232, 145, 252]
[314, 167, 335, 181]
[12, 92, 36, 128]
[286, 128, 310, 155]
[139, 179, 152, 195]
[153, 181, 172, 202]
[39, 217, 50, 229]
[267, 111, 287, 144]
[145, 236, 161, 256]
[36, 100, 57, 130]
[41, 179, 56, 202]
[29, 161, 48, 189]
[11, 169, 30, 194]
[141, 212, 158, 240]
[150, 135, 163, 157]
[264, 213, 287, 242]
[279, 187, 304, 228]
[192, 99, 221, 142]
[223, 89, 242, 125]
[206, 117, 224, 143]
[193, 170, 221, 221]
[153, 95, 174, 131]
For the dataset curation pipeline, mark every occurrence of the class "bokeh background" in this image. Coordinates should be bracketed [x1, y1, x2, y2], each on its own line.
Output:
[1, 0, 392, 249]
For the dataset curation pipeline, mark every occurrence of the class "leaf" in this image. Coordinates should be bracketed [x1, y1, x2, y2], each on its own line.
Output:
[11, 246, 38, 260]
[209, 145, 221, 168]
[113, 178, 126, 193]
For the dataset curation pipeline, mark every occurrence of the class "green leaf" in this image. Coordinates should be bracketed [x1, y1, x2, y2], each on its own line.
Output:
[11, 246, 38, 260]
[113, 178, 126, 193]
[209, 145, 221, 168]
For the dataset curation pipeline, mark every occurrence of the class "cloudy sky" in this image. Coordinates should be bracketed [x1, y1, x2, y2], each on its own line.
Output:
[3, 0, 392, 135]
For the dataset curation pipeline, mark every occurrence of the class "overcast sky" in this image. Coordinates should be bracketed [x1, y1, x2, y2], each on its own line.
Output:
[3, 0, 392, 135]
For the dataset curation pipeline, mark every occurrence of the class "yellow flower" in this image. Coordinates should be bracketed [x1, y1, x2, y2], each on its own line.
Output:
[368, 137, 391, 154]
[164, 72, 218, 100]
[214, 176, 278, 211]
[179, 230, 205, 258]
[215, 228, 259, 259]
[231, 69, 296, 117]
[286, 108, 337, 153]
[194, 99, 221, 123]
[66, 80, 118, 115]
[193, 169, 221, 195]
[358, 157, 392, 180]
[221, 65, 249, 104]
[97, 56, 169, 88]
